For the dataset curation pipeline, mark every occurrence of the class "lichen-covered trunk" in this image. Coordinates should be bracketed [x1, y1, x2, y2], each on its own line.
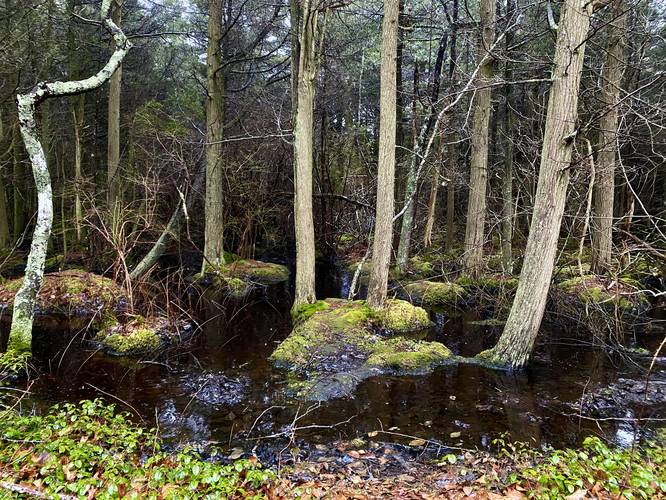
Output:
[591, 0, 627, 274]
[367, 0, 399, 309]
[462, 0, 495, 278]
[12, 121, 26, 241]
[7, 0, 131, 353]
[202, 0, 227, 274]
[107, 0, 122, 212]
[477, 0, 593, 369]
[293, 0, 318, 307]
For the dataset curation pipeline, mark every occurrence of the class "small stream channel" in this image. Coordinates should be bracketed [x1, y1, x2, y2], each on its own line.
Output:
[4, 265, 666, 463]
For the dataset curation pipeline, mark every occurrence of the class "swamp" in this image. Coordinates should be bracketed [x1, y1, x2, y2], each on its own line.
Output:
[0, 0, 665, 497]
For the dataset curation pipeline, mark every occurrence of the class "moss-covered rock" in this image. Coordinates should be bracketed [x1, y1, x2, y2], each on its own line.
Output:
[271, 298, 452, 400]
[196, 259, 289, 299]
[402, 281, 467, 308]
[366, 337, 452, 372]
[0, 271, 126, 323]
[372, 298, 432, 332]
[291, 299, 330, 325]
[95, 315, 190, 356]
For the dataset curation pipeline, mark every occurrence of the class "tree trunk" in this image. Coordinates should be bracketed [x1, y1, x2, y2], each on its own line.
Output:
[500, 0, 517, 274]
[12, 121, 26, 241]
[107, 0, 122, 212]
[396, 34, 448, 269]
[72, 98, 85, 244]
[462, 0, 495, 278]
[446, 140, 456, 250]
[292, 0, 318, 308]
[7, 0, 131, 353]
[476, 0, 593, 369]
[423, 131, 445, 248]
[591, 0, 628, 274]
[202, 0, 227, 274]
[367, 0, 399, 309]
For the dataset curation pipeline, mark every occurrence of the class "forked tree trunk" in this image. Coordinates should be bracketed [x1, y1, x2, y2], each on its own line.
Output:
[476, 0, 594, 369]
[7, 0, 131, 353]
[292, 0, 318, 308]
[202, 0, 227, 273]
[462, 0, 495, 278]
[367, 0, 399, 309]
[591, 0, 628, 274]
[107, 0, 122, 212]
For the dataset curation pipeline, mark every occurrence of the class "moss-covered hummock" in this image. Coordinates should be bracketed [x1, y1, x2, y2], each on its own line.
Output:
[95, 315, 190, 356]
[0, 271, 125, 323]
[271, 299, 453, 400]
[196, 258, 289, 299]
[402, 281, 467, 308]
[557, 275, 649, 312]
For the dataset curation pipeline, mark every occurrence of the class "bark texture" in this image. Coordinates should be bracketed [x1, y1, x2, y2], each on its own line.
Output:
[8, 0, 131, 353]
[367, 0, 399, 309]
[292, 0, 318, 307]
[477, 0, 593, 369]
[462, 0, 495, 278]
[107, 0, 122, 211]
[202, 0, 227, 274]
[591, 0, 627, 274]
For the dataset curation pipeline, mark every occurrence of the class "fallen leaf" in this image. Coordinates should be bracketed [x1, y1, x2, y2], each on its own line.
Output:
[463, 486, 473, 496]
[565, 489, 588, 500]
[409, 438, 427, 447]
[450, 431, 461, 438]
[228, 448, 244, 460]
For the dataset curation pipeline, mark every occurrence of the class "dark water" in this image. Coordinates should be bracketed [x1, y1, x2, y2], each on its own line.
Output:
[6, 271, 666, 461]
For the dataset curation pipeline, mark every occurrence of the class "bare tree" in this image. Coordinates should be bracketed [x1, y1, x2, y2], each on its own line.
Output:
[7, 0, 131, 353]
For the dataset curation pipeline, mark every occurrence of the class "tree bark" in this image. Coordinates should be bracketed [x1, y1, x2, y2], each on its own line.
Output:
[202, 0, 227, 274]
[367, 0, 399, 309]
[500, 0, 517, 274]
[7, 0, 131, 353]
[107, 0, 122, 212]
[591, 0, 628, 274]
[292, 0, 318, 307]
[462, 0, 495, 278]
[476, 0, 593, 369]
[446, 140, 456, 250]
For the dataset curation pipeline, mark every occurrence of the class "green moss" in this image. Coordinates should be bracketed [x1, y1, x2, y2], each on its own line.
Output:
[408, 255, 434, 276]
[367, 337, 453, 371]
[96, 316, 170, 355]
[403, 281, 467, 307]
[554, 263, 591, 280]
[103, 328, 161, 354]
[220, 276, 250, 299]
[372, 299, 432, 333]
[0, 271, 124, 318]
[272, 299, 449, 399]
[291, 300, 331, 324]
[557, 275, 648, 312]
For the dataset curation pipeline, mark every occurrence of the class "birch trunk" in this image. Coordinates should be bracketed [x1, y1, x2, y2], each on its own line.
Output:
[367, 0, 399, 309]
[292, 0, 318, 308]
[476, 0, 593, 369]
[591, 0, 627, 274]
[7, 0, 131, 353]
[462, 0, 495, 278]
[202, 0, 227, 273]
